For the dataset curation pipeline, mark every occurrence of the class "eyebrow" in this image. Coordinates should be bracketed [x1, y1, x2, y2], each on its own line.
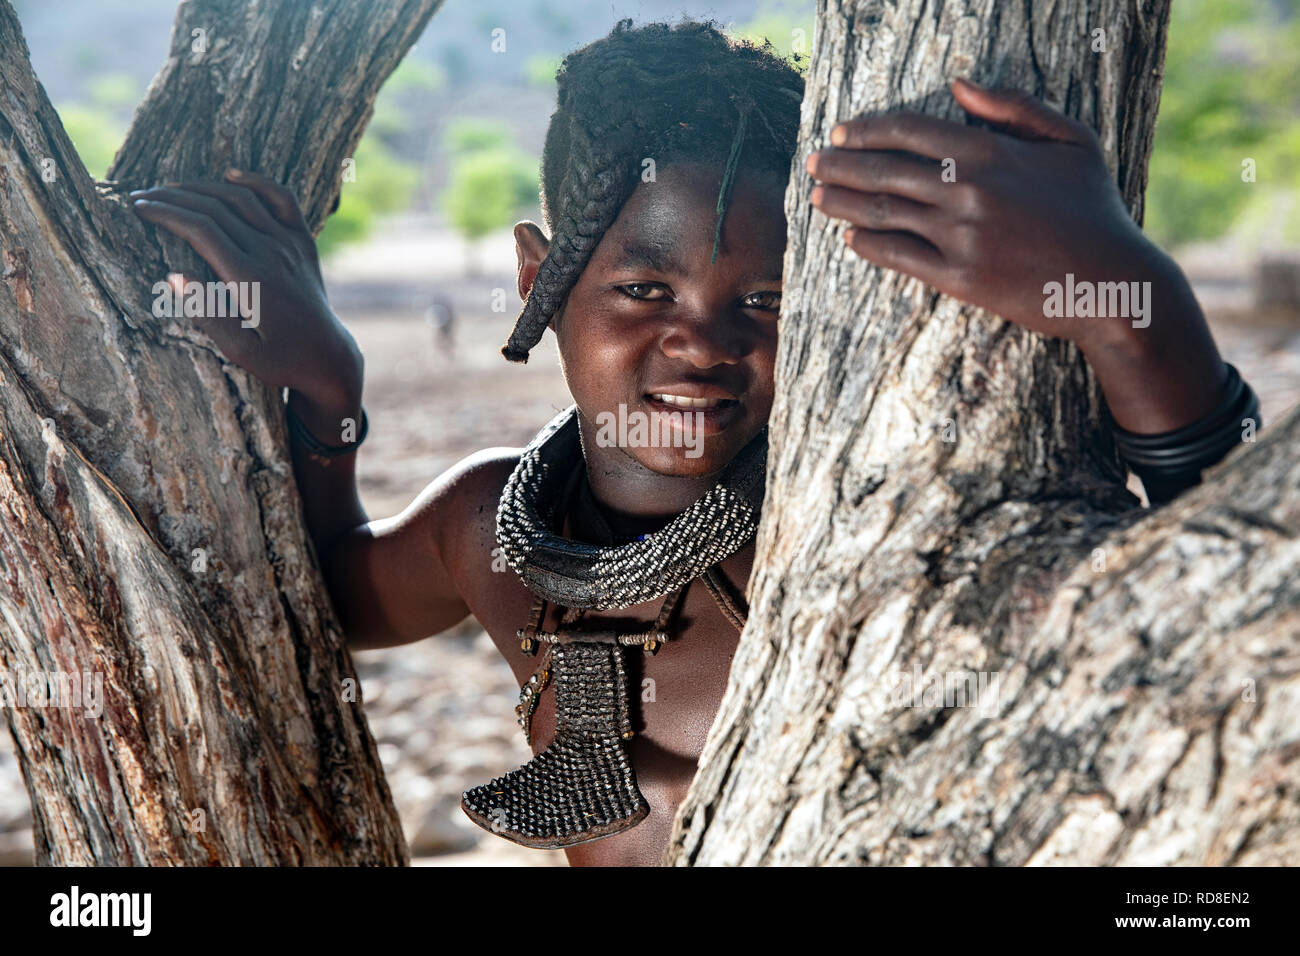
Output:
[612, 238, 689, 275]
[612, 237, 783, 282]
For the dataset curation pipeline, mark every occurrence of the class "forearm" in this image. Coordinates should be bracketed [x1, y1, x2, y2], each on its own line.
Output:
[1075, 251, 1259, 504]
[1076, 248, 1227, 434]
[285, 334, 368, 556]
[287, 362, 471, 649]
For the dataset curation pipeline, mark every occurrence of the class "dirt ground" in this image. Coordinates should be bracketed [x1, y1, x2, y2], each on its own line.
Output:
[345, 299, 572, 867]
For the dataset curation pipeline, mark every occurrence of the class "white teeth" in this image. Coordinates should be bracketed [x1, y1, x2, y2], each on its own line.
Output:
[650, 393, 725, 408]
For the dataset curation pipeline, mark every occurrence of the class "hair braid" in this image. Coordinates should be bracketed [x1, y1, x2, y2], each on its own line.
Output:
[502, 18, 805, 363]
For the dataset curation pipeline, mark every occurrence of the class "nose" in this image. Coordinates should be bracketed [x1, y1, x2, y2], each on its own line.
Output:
[658, 308, 751, 368]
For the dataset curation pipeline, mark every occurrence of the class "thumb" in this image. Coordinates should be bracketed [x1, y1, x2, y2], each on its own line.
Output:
[952, 78, 1093, 145]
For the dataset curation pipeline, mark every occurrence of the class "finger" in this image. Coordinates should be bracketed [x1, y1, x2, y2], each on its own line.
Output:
[171, 181, 284, 235]
[830, 112, 988, 161]
[951, 78, 1094, 146]
[224, 169, 309, 232]
[132, 199, 248, 279]
[129, 186, 263, 253]
[806, 148, 946, 204]
[812, 185, 940, 240]
[843, 227, 945, 283]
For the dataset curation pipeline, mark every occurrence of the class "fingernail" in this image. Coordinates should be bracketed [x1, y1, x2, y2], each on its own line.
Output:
[810, 186, 823, 205]
[128, 189, 146, 198]
[830, 125, 847, 146]
[844, 227, 856, 243]
[805, 152, 819, 174]
[227, 168, 242, 178]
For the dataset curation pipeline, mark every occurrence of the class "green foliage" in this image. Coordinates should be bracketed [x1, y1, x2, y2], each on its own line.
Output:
[54, 73, 142, 180]
[526, 54, 563, 90]
[316, 136, 420, 256]
[1145, 0, 1300, 248]
[54, 103, 124, 179]
[442, 151, 538, 241]
[440, 119, 538, 242]
[315, 58, 432, 255]
[365, 95, 410, 144]
[366, 59, 446, 142]
[444, 118, 512, 154]
[729, 0, 815, 74]
[87, 72, 142, 110]
[385, 58, 446, 96]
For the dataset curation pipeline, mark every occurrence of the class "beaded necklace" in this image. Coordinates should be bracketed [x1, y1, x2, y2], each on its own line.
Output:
[495, 405, 766, 610]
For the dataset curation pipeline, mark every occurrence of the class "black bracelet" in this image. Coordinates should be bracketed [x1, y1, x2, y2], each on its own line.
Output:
[1109, 363, 1260, 503]
[285, 401, 368, 457]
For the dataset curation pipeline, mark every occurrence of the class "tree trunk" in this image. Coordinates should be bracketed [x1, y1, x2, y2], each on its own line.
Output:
[0, 0, 442, 865]
[667, 0, 1300, 865]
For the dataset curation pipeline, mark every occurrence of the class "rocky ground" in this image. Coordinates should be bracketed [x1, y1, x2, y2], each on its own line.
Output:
[1, 230, 1296, 866]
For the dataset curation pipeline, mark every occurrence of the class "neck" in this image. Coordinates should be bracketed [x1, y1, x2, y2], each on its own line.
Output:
[575, 424, 724, 536]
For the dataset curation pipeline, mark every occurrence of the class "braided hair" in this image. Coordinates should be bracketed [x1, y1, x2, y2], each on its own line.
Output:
[501, 18, 805, 363]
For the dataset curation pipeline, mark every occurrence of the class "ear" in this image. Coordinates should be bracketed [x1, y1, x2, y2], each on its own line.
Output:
[514, 221, 550, 303]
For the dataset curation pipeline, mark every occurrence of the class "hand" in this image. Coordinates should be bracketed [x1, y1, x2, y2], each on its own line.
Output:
[131, 170, 361, 410]
[806, 79, 1229, 434]
[806, 79, 1176, 348]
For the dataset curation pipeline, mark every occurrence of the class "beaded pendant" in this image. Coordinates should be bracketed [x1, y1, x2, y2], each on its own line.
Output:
[461, 639, 650, 848]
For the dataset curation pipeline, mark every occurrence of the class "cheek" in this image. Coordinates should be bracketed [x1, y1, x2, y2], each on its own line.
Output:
[748, 328, 780, 409]
[556, 305, 652, 402]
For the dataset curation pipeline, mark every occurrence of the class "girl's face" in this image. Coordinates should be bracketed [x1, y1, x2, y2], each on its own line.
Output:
[552, 162, 787, 478]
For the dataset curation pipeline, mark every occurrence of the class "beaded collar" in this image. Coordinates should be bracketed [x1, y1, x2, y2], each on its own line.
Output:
[495, 405, 768, 611]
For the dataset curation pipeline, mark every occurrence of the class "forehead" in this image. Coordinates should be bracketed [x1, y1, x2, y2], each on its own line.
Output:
[592, 162, 788, 277]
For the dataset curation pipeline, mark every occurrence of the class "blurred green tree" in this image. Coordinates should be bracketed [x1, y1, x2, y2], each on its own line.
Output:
[55, 104, 122, 179]
[55, 73, 142, 178]
[316, 136, 421, 256]
[1145, 0, 1300, 249]
[525, 53, 562, 89]
[315, 59, 434, 255]
[730, 0, 815, 74]
[439, 118, 538, 274]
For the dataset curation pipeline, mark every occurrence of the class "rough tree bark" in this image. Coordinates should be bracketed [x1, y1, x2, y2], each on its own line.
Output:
[667, 0, 1299, 865]
[0, 0, 442, 865]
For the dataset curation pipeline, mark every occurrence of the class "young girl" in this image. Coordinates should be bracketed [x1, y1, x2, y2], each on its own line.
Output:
[129, 19, 1257, 866]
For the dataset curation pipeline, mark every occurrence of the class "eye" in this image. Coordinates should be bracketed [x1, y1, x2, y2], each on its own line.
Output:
[616, 282, 672, 301]
[742, 290, 782, 311]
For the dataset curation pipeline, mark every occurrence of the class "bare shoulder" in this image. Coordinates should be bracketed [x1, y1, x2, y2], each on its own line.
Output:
[371, 444, 517, 580]
[437, 445, 521, 544]
[375, 446, 521, 574]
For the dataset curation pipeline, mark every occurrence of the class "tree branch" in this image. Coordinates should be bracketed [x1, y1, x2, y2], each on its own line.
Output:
[0, 0, 442, 864]
[669, 0, 1298, 866]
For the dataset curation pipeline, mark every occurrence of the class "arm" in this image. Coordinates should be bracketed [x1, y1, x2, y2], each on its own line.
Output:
[132, 170, 470, 646]
[805, 80, 1255, 502]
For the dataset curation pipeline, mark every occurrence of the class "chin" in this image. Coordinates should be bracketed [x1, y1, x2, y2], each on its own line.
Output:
[630, 437, 748, 479]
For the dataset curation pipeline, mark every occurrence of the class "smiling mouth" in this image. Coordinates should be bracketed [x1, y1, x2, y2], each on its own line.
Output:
[646, 393, 738, 410]
[642, 392, 743, 436]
